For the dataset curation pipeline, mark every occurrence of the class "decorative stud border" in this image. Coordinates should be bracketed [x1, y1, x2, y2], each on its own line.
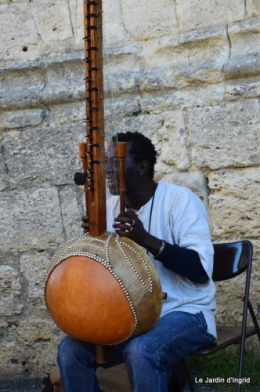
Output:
[45, 232, 158, 344]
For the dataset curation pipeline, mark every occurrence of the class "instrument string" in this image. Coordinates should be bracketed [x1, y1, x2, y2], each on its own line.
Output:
[102, 21, 120, 194]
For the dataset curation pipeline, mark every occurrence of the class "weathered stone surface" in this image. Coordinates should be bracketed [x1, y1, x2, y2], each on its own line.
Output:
[157, 111, 190, 171]
[224, 53, 260, 80]
[176, 0, 245, 31]
[48, 102, 85, 125]
[226, 78, 260, 99]
[139, 84, 225, 113]
[143, 29, 229, 69]
[68, 0, 84, 50]
[112, 110, 189, 170]
[111, 112, 162, 139]
[0, 67, 44, 110]
[208, 168, 260, 239]
[0, 317, 63, 377]
[0, 109, 43, 130]
[16, 316, 61, 347]
[59, 186, 84, 239]
[158, 172, 209, 207]
[20, 252, 53, 314]
[0, 141, 7, 191]
[0, 266, 23, 317]
[139, 63, 224, 92]
[121, 0, 178, 40]
[104, 97, 141, 142]
[103, 0, 130, 45]
[4, 123, 83, 189]
[229, 18, 260, 58]
[42, 58, 84, 104]
[0, 188, 65, 252]
[0, 3, 41, 63]
[246, 0, 260, 18]
[104, 97, 141, 120]
[31, 0, 73, 44]
[104, 49, 144, 95]
[188, 100, 260, 170]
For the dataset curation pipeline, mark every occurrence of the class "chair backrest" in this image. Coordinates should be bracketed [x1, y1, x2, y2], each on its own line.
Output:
[212, 241, 253, 282]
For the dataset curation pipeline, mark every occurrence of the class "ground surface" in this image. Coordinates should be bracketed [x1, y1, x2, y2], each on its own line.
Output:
[0, 378, 259, 392]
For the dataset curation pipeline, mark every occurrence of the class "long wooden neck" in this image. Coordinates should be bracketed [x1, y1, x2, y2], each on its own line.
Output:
[79, 0, 106, 237]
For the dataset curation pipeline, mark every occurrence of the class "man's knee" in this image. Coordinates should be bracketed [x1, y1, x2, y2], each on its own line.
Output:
[123, 338, 151, 363]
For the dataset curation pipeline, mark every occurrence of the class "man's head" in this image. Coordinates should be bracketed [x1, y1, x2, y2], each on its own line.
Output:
[106, 132, 157, 196]
[115, 131, 157, 178]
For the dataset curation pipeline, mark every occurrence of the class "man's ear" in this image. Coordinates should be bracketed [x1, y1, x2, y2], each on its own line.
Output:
[139, 161, 150, 175]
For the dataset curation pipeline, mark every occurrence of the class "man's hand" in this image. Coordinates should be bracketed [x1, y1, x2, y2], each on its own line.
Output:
[113, 209, 147, 244]
[112, 209, 163, 257]
[81, 215, 89, 234]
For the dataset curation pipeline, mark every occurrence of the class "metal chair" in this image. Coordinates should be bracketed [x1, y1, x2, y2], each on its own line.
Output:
[181, 240, 260, 392]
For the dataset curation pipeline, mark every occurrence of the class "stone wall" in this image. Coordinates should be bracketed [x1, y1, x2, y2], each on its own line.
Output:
[0, 0, 260, 378]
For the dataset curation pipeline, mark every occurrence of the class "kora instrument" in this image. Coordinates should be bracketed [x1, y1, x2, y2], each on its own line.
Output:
[44, 0, 163, 360]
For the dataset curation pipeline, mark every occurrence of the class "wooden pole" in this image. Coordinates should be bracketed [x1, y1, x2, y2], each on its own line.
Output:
[117, 142, 128, 217]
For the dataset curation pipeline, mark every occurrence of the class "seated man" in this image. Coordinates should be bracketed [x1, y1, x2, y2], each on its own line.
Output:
[57, 131, 216, 392]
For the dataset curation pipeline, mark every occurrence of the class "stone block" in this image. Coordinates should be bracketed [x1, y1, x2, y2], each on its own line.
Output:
[139, 62, 224, 92]
[158, 172, 209, 207]
[0, 188, 65, 252]
[16, 316, 62, 346]
[188, 100, 260, 170]
[16, 316, 64, 377]
[48, 102, 85, 125]
[139, 84, 225, 113]
[143, 28, 229, 69]
[42, 58, 84, 104]
[0, 67, 44, 110]
[0, 109, 43, 130]
[0, 317, 63, 377]
[121, 0, 178, 40]
[109, 110, 189, 170]
[20, 252, 53, 314]
[73, 0, 85, 48]
[113, 113, 163, 143]
[208, 167, 260, 239]
[103, 49, 144, 95]
[229, 19, 260, 58]
[44, 57, 83, 86]
[4, 123, 83, 188]
[59, 186, 84, 239]
[176, 0, 245, 31]
[0, 265, 23, 317]
[157, 111, 190, 171]
[103, 0, 130, 45]
[246, 0, 260, 17]
[104, 97, 141, 142]
[31, 0, 73, 43]
[0, 3, 41, 63]
[0, 340, 24, 377]
[224, 53, 260, 80]
[226, 78, 260, 99]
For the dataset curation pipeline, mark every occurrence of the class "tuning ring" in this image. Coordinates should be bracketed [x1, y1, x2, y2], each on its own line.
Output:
[130, 219, 135, 227]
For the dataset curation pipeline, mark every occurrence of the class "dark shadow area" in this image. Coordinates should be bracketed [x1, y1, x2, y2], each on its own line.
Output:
[0, 378, 42, 392]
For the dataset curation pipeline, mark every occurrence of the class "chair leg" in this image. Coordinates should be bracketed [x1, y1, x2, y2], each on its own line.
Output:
[180, 359, 194, 392]
[248, 300, 260, 342]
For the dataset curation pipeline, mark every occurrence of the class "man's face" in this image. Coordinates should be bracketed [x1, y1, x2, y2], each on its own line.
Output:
[105, 142, 140, 196]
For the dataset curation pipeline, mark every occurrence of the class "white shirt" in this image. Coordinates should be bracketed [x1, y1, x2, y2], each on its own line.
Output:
[106, 182, 217, 339]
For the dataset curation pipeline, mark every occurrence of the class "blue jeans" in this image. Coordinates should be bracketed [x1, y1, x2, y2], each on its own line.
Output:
[57, 311, 214, 392]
